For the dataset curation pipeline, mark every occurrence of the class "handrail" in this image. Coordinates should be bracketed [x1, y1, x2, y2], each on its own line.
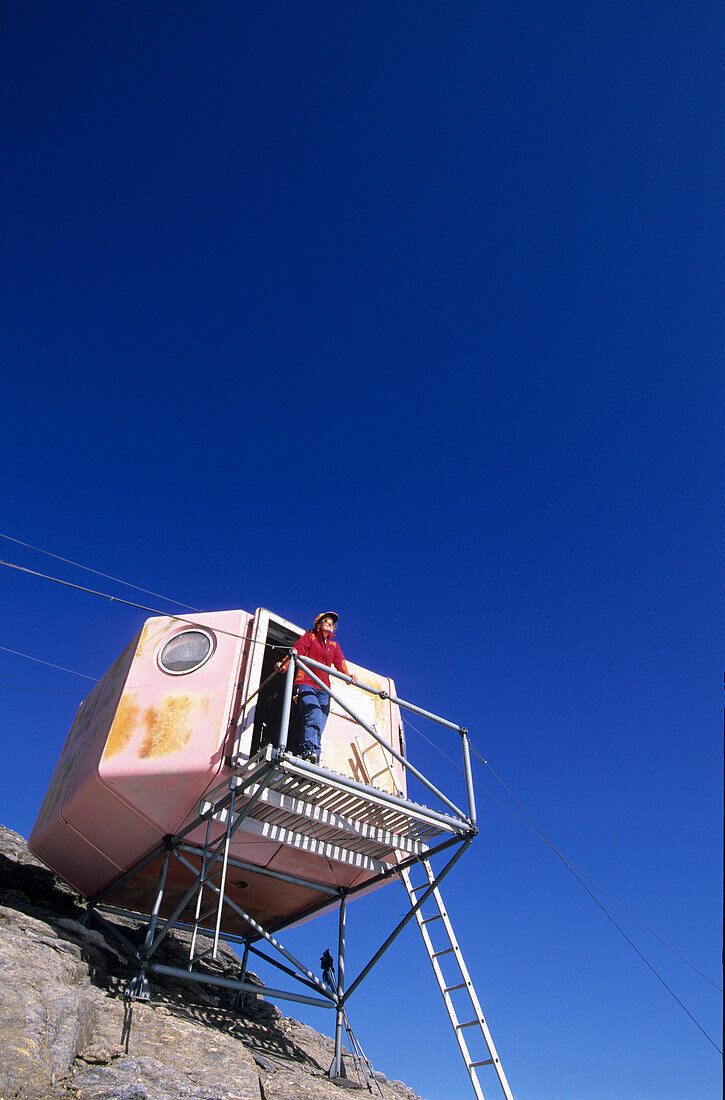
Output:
[292, 654, 473, 826]
[296, 654, 465, 733]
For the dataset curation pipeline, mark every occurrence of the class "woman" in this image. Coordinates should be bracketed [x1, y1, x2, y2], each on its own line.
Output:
[276, 612, 357, 763]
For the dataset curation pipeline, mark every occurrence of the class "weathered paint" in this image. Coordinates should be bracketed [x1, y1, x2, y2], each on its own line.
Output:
[102, 694, 139, 759]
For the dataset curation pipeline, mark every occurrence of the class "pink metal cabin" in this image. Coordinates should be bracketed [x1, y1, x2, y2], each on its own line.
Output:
[29, 608, 408, 936]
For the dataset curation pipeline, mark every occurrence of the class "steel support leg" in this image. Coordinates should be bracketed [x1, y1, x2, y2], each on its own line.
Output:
[126, 848, 170, 1000]
[330, 893, 347, 1079]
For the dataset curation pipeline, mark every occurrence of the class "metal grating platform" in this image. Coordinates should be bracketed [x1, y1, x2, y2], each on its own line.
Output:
[199, 745, 470, 873]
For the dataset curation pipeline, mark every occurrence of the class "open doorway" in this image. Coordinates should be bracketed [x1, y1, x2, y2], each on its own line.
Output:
[249, 616, 302, 756]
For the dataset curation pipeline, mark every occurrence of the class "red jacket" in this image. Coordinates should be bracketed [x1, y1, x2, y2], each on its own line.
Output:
[293, 629, 347, 689]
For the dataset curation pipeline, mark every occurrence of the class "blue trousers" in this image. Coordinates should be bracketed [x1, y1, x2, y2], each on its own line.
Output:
[295, 686, 330, 761]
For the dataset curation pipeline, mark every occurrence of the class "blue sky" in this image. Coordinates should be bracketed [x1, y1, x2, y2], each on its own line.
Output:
[1, 4, 721, 1098]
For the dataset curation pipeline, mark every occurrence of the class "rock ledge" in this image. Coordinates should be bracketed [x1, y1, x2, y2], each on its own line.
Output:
[0, 825, 425, 1100]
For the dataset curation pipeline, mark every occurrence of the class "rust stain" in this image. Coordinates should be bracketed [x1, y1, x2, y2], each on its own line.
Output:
[139, 694, 196, 758]
[102, 695, 140, 759]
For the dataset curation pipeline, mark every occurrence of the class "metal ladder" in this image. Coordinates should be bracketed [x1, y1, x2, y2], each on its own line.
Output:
[400, 861, 515, 1100]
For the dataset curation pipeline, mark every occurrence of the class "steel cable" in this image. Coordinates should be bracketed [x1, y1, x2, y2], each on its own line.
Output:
[0, 531, 200, 610]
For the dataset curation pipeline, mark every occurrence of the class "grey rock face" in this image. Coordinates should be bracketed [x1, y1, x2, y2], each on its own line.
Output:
[0, 826, 425, 1100]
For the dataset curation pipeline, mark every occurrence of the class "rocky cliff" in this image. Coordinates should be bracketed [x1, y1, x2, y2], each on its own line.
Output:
[0, 826, 425, 1100]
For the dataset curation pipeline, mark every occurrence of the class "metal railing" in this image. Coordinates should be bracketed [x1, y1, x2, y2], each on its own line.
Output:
[279, 652, 477, 827]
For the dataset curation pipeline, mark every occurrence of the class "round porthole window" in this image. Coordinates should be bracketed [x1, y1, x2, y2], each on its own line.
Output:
[158, 629, 214, 675]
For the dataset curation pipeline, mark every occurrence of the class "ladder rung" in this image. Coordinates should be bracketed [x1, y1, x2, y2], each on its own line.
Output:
[432, 948, 455, 958]
[455, 1020, 480, 1030]
[469, 1059, 494, 1068]
[421, 914, 443, 924]
[444, 982, 467, 992]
